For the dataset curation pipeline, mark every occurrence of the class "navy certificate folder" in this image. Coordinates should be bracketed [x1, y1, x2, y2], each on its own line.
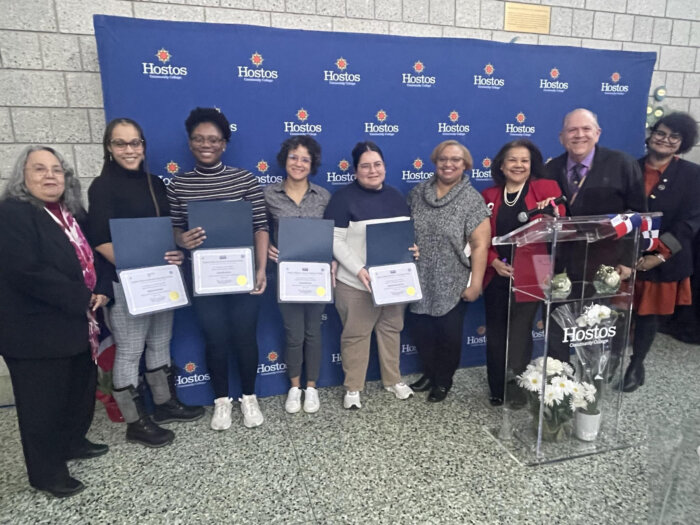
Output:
[110, 217, 175, 270]
[366, 219, 415, 267]
[278, 218, 334, 263]
[187, 200, 253, 248]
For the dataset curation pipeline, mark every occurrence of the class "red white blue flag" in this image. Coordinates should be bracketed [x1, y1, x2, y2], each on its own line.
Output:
[640, 215, 661, 251]
[608, 213, 642, 238]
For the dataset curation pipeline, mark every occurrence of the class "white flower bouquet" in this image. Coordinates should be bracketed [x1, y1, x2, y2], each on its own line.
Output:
[517, 357, 597, 442]
[551, 302, 619, 408]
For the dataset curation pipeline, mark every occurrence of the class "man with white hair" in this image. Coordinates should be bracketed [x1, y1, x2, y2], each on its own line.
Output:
[546, 108, 646, 215]
[544, 108, 646, 366]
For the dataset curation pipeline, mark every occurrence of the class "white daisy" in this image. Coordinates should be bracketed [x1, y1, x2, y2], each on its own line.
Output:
[518, 370, 542, 392]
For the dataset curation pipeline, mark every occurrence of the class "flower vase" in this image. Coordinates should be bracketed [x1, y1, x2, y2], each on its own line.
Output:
[531, 415, 572, 443]
[574, 410, 602, 441]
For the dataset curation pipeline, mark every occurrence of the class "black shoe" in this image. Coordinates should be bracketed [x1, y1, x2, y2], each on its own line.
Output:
[153, 399, 205, 424]
[126, 417, 175, 448]
[427, 386, 448, 402]
[65, 439, 109, 460]
[622, 362, 645, 393]
[35, 477, 85, 498]
[409, 375, 432, 392]
[489, 396, 504, 406]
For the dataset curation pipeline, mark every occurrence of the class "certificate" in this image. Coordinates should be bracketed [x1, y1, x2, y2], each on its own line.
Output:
[118, 265, 189, 316]
[368, 262, 422, 306]
[192, 247, 255, 295]
[278, 261, 332, 303]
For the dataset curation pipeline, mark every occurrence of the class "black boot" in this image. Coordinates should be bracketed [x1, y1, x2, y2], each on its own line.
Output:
[605, 354, 622, 384]
[622, 359, 645, 393]
[146, 365, 205, 424]
[409, 375, 432, 392]
[112, 385, 174, 448]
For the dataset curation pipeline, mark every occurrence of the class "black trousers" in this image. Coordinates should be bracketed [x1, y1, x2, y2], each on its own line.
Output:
[483, 276, 540, 399]
[192, 293, 261, 398]
[5, 350, 96, 489]
[632, 313, 658, 364]
[407, 301, 468, 390]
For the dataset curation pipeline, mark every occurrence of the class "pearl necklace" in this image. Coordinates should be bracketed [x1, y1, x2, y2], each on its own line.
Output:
[503, 184, 524, 206]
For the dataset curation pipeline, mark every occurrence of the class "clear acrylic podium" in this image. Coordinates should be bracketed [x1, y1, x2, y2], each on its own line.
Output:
[486, 213, 660, 465]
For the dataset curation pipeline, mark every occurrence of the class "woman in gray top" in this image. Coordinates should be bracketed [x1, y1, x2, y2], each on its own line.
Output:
[264, 135, 330, 414]
[406, 140, 491, 402]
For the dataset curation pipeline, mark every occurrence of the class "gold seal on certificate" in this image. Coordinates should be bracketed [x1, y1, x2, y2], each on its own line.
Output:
[192, 247, 255, 295]
[278, 262, 333, 303]
[368, 263, 422, 306]
[119, 265, 189, 316]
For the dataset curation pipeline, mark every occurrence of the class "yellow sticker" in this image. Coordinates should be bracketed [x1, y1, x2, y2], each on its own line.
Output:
[168, 291, 179, 301]
[237, 275, 248, 286]
[316, 287, 326, 297]
[406, 286, 416, 296]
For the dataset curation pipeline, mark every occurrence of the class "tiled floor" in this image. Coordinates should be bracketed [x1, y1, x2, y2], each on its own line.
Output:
[0, 333, 698, 524]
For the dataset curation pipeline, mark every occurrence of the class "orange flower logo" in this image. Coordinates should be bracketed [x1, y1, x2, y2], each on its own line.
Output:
[550, 68, 560, 79]
[156, 48, 171, 63]
[184, 362, 196, 373]
[296, 108, 308, 122]
[335, 57, 348, 70]
[484, 63, 494, 75]
[376, 109, 388, 122]
[413, 158, 423, 170]
[250, 52, 264, 67]
[611, 72, 621, 83]
[267, 351, 279, 362]
[482, 158, 492, 168]
[516, 112, 526, 124]
[256, 160, 269, 173]
[338, 159, 350, 171]
[166, 161, 179, 174]
[413, 60, 425, 74]
[449, 111, 459, 123]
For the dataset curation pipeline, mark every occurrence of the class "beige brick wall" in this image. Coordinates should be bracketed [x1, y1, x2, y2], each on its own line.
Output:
[1, 0, 698, 188]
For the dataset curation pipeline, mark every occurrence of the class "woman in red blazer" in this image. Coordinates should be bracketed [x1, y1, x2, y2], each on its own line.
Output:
[481, 139, 565, 406]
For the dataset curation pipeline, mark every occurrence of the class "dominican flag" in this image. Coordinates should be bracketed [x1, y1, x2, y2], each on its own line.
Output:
[640, 215, 661, 251]
[608, 213, 642, 238]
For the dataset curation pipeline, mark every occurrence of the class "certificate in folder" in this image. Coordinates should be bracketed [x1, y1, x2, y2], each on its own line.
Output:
[365, 219, 422, 306]
[187, 200, 255, 295]
[277, 217, 334, 303]
[109, 217, 189, 316]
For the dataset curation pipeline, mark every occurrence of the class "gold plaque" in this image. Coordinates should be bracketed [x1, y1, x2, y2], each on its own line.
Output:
[504, 2, 551, 35]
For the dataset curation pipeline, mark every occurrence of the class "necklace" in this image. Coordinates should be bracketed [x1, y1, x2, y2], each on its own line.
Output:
[503, 184, 524, 206]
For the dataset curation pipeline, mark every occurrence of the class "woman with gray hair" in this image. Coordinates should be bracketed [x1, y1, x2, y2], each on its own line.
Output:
[0, 146, 111, 498]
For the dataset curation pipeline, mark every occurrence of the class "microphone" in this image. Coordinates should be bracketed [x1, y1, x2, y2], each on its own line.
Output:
[517, 195, 567, 223]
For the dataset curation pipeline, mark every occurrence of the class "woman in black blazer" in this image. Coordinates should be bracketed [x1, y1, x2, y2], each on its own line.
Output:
[624, 113, 700, 391]
[0, 146, 111, 497]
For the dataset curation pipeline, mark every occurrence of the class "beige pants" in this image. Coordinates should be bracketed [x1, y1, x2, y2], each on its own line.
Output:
[334, 281, 405, 391]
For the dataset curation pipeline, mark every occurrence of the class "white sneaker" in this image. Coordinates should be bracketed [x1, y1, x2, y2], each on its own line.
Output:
[303, 387, 320, 413]
[385, 382, 414, 400]
[211, 397, 232, 430]
[343, 390, 361, 409]
[285, 387, 302, 414]
[239, 394, 264, 428]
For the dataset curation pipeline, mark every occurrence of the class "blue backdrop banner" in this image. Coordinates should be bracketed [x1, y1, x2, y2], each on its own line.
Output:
[94, 15, 655, 404]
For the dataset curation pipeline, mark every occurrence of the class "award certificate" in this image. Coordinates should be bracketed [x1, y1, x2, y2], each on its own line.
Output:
[193, 248, 255, 295]
[278, 261, 332, 303]
[368, 263, 422, 306]
[119, 265, 189, 316]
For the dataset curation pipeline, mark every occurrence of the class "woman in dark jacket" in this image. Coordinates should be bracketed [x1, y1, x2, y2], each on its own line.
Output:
[0, 146, 111, 497]
[624, 113, 700, 392]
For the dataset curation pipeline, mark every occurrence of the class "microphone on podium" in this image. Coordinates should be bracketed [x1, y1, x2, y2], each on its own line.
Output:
[517, 195, 567, 223]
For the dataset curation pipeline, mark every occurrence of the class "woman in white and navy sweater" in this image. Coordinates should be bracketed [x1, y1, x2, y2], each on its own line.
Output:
[323, 141, 415, 409]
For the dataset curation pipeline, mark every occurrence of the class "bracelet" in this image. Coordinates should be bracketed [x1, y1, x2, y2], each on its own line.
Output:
[653, 253, 666, 263]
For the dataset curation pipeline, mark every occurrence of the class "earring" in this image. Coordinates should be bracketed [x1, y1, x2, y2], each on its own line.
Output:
[109, 153, 113, 162]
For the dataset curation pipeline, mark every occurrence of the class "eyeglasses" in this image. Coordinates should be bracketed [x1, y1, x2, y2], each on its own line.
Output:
[29, 165, 65, 177]
[288, 154, 312, 165]
[437, 156, 464, 165]
[110, 139, 144, 150]
[357, 161, 384, 172]
[190, 136, 225, 146]
[651, 129, 682, 144]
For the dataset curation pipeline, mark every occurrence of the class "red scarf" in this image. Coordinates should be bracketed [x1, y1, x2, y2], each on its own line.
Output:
[45, 203, 99, 360]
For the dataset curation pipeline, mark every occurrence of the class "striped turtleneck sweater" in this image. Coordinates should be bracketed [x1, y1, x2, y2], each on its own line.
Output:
[166, 162, 268, 232]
